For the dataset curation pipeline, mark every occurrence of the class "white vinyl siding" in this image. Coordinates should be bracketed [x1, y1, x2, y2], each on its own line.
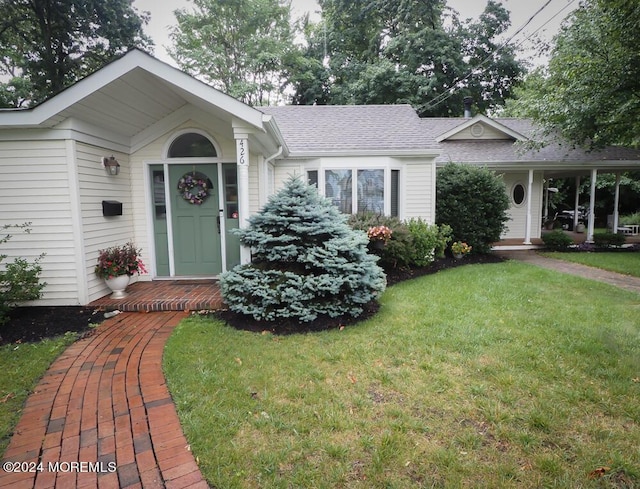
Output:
[403, 158, 435, 222]
[75, 142, 135, 301]
[501, 172, 543, 240]
[0, 139, 81, 305]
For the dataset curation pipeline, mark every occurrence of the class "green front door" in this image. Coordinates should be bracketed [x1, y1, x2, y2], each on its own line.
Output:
[169, 164, 222, 276]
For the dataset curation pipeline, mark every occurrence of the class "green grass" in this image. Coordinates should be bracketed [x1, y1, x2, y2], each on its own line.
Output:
[0, 332, 79, 454]
[164, 261, 640, 488]
[541, 251, 640, 278]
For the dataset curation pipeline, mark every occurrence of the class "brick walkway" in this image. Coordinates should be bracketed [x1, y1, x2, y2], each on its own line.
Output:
[0, 311, 209, 489]
[497, 250, 640, 295]
[90, 280, 223, 312]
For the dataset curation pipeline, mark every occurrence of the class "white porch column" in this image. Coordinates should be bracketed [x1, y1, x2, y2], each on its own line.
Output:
[573, 176, 581, 230]
[613, 172, 621, 233]
[235, 134, 252, 264]
[587, 169, 597, 242]
[524, 169, 534, 245]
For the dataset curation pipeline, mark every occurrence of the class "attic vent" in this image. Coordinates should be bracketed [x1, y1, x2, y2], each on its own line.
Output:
[470, 123, 484, 138]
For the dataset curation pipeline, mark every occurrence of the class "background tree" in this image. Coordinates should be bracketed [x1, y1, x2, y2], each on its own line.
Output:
[170, 0, 300, 106]
[504, 0, 640, 149]
[0, 0, 152, 107]
[291, 0, 524, 116]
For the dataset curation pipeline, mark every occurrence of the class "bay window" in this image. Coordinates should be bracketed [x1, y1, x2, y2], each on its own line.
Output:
[309, 167, 399, 217]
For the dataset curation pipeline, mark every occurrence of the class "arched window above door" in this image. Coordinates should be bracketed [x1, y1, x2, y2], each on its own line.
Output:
[167, 132, 217, 158]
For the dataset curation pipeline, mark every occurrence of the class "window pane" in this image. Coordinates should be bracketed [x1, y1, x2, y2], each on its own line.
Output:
[308, 170, 318, 187]
[168, 133, 217, 157]
[325, 170, 352, 213]
[358, 170, 384, 214]
[512, 183, 526, 205]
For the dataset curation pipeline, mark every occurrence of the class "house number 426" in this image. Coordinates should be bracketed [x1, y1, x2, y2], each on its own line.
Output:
[238, 140, 247, 166]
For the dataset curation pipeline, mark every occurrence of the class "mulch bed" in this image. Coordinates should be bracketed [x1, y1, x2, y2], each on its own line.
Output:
[215, 253, 505, 335]
[1, 254, 505, 343]
[0, 307, 102, 345]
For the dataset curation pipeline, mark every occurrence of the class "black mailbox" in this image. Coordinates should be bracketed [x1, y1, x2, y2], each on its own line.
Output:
[102, 200, 123, 217]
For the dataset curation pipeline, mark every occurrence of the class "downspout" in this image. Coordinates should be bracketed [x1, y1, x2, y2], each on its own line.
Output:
[261, 146, 283, 204]
[265, 146, 283, 165]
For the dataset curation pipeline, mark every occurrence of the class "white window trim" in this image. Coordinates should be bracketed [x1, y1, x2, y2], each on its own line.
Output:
[310, 162, 402, 216]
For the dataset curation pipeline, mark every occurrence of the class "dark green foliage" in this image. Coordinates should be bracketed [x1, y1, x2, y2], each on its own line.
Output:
[0, 224, 46, 325]
[542, 230, 574, 251]
[219, 177, 386, 324]
[348, 214, 414, 270]
[0, 0, 151, 106]
[505, 0, 640, 148]
[292, 0, 524, 115]
[436, 164, 510, 253]
[593, 232, 626, 249]
[348, 214, 452, 269]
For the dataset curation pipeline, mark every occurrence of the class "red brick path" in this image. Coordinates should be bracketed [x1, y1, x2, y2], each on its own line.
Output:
[0, 311, 209, 489]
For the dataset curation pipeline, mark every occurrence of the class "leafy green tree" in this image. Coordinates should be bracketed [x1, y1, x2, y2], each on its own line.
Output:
[291, 0, 524, 116]
[0, 0, 152, 107]
[436, 164, 510, 253]
[170, 0, 300, 106]
[505, 0, 640, 148]
[219, 176, 386, 324]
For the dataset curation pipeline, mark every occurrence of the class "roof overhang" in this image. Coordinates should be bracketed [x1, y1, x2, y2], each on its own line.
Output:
[280, 149, 442, 159]
[0, 49, 267, 138]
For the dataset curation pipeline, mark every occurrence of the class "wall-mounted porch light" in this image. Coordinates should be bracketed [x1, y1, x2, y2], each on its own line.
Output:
[102, 156, 120, 175]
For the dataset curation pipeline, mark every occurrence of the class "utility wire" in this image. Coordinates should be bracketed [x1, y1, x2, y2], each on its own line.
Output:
[421, 0, 575, 112]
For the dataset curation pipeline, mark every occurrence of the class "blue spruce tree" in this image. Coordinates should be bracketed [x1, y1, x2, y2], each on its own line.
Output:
[219, 176, 386, 324]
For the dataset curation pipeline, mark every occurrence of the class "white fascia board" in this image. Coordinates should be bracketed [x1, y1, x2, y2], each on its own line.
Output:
[436, 160, 640, 171]
[286, 149, 442, 159]
[0, 49, 265, 131]
[435, 114, 527, 142]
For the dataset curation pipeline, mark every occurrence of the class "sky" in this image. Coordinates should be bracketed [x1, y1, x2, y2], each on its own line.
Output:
[132, 0, 579, 67]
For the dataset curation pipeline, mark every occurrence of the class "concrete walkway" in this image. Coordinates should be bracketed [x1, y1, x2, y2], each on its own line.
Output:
[497, 250, 640, 295]
[0, 311, 208, 489]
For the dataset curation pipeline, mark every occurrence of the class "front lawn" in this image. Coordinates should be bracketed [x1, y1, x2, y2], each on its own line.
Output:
[0, 333, 79, 454]
[541, 251, 640, 278]
[164, 261, 640, 488]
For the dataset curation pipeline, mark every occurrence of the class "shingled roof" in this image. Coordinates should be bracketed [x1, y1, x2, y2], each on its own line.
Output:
[260, 105, 439, 154]
[430, 118, 640, 164]
[260, 104, 640, 164]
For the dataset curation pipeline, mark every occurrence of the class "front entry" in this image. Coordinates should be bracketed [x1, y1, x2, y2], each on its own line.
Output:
[170, 164, 222, 275]
[150, 163, 223, 277]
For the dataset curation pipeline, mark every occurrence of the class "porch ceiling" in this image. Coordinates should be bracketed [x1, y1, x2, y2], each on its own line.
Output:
[54, 67, 238, 138]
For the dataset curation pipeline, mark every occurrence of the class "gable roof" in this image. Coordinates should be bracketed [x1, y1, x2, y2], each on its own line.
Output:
[432, 117, 640, 166]
[0, 49, 267, 138]
[260, 105, 440, 156]
[434, 114, 527, 142]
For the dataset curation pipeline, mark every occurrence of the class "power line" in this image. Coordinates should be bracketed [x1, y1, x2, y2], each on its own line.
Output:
[421, 0, 575, 112]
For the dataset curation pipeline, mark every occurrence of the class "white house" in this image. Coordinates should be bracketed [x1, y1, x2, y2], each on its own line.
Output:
[1, 50, 639, 306]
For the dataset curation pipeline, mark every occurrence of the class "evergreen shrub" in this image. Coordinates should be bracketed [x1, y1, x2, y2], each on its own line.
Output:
[593, 232, 626, 248]
[436, 163, 510, 253]
[542, 230, 573, 251]
[219, 177, 386, 324]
